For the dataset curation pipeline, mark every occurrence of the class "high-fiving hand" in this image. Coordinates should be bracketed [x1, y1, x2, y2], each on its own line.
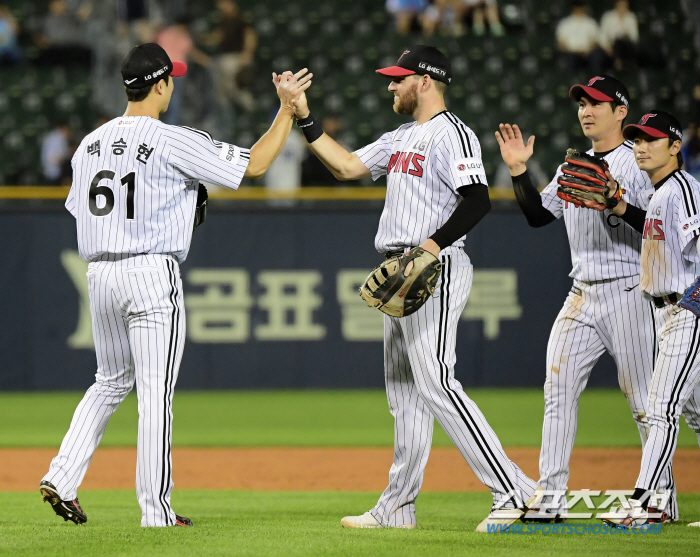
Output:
[495, 123, 535, 176]
[272, 68, 313, 111]
[292, 89, 310, 120]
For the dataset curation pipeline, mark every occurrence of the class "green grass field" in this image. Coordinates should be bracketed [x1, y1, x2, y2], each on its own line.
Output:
[2, 491, 700, 557]
[1, 389, 699, 556]
[1, 389, 698, 448]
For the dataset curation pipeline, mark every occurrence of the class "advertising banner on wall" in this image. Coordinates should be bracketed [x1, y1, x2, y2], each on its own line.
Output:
[0, 208, 619, 390]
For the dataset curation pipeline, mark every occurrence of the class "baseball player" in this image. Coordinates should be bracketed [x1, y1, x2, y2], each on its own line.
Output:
[600, 112, 700, 526]
[293, 45, 539, 532]
[496, 75, 691, 521]
[39, 43, 311, 527]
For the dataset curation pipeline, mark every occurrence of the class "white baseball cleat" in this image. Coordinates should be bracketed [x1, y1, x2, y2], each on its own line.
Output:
[521, 486, 566, 523]
[476, 486, 545, 533]
[521, 508, 568, 523]
[340, 511, 416, 529]
[688, 522, 700, 527]
[526, 486, 546, 507]
[599, 499, 673, 527]
[475, 508, 525, 532]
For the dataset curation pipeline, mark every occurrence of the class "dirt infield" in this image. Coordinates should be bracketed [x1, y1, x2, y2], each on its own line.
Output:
[3, 447, 699, 492]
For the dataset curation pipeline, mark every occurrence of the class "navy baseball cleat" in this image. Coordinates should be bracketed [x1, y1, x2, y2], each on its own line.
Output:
[175, 514, 193, 526]
[40, 481, 87, 525]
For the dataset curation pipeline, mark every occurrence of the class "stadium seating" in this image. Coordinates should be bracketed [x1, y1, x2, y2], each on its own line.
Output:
[0, 0, 697, 184]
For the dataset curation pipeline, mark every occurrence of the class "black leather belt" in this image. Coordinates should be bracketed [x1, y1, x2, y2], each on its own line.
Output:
[652, 293, 680, 308]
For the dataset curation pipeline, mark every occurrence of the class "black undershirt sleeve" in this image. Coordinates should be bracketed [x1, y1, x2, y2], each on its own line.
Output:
[428, 183, 490, 249]
[511, 170, 556, 228]
[619, 203, 646, 233]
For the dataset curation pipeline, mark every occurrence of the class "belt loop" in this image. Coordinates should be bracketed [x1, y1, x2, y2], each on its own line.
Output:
[653, 293, 680, 308]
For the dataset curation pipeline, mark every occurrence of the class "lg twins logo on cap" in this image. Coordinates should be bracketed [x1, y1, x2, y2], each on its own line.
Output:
[418, 62, 446, 77]
[145, 64, 169, 81]
[588, 76, 605, 86]
[640, 113, 656, 125]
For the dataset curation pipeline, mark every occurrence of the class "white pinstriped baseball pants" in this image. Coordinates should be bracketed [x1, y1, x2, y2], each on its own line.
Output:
[539, 276, 700, 519]
[371, 246, 537, 528]
[636, 305, 700, 493]
[43, 254, 186, 527]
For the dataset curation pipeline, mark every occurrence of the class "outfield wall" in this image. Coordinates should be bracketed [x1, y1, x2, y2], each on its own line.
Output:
[0, 201, 620, 390]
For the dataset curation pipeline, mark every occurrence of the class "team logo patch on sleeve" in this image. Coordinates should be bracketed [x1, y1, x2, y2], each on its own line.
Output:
[679, 214, 700, 238]
[219, 142, 240, 164]
[453, 158, 484, 176]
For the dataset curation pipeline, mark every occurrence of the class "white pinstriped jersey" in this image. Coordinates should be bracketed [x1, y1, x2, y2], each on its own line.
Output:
[540, 140, 654, 281]
[355, 111, 488, 253]
[640, 170, 700, 298]
[66, 116, 250, 263]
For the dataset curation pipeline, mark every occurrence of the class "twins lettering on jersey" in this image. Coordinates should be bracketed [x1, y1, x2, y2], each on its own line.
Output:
[387, 151, 424, 177]
[643, 218, 666, 241]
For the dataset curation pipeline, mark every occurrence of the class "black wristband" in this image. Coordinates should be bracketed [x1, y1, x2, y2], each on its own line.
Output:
[296, 114, 324, 143]
[606, 196, 620, 210]
[605, 181, 621, 210]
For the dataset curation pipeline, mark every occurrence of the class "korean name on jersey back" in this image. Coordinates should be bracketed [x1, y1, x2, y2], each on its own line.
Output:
[67, 117, 251, 264]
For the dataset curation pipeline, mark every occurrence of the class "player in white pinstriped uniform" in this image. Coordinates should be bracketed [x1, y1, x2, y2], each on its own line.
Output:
[293, 46, 539, 532]
[39, 43, 312, 527]
[600, 112, 700, 526]
[497, 76, 700, 521]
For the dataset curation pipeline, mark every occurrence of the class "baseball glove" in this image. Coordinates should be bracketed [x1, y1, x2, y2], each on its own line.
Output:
[678, 276, 700, 317]
[359, 247, 443, 318]
[556, 149, 620, 210]
[194, 183, 208, 229]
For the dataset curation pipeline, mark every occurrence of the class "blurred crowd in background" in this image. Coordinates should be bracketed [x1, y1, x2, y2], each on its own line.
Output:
[0, 0, 699, 191]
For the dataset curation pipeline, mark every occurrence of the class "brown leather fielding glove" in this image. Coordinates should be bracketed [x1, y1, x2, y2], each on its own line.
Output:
[556, 149, 614, 211]
[360, 247, 444, 318]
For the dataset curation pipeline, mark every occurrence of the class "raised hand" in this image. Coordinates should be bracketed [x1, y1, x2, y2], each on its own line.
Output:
[272, 68, 313, 110]
[293, 90, 310, 119]
[495, 123, 535, 175]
